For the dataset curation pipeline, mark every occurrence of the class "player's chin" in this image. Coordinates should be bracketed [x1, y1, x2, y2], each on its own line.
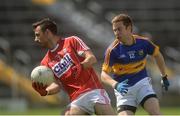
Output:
[37, 42, 46, 47]
[116, 36, 121, 40]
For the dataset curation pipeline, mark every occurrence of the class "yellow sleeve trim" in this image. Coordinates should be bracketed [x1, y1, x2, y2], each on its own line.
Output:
[152, 46, 159, 56]
[102, 64, 112, 73]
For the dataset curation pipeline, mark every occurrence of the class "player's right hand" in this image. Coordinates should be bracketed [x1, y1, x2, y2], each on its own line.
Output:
[115, 79, 129, 96]
[32, 82, 48, 96]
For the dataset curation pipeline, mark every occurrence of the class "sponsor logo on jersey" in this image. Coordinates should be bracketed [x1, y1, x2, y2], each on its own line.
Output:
[52, 53, 73, 78]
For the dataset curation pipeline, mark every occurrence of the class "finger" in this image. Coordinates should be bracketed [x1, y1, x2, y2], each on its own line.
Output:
[36, 82, 41, 90]
[43, 84, 48, 89]
[40, 83, 47, 89]
[121, 89, 128, 93]
[124, 84, 129, 88]
[32, 82, 35, 87]
[39, 83, 44, 89]
[32, 82, 38, 89]
[121, 91, 127, 96]
[122, 79, 129, 83]
[124, 89, 128, 93]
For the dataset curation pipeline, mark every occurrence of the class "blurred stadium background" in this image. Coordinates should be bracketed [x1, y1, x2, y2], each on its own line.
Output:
[0, 0, 180, 115]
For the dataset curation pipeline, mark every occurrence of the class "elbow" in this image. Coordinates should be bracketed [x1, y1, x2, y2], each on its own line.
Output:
[91, 55, 97, 64]
[100, 71, 107, 82]
[93, 56, 97, 64]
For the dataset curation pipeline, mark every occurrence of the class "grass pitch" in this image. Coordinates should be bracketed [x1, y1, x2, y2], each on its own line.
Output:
[0, 106, 180, 115]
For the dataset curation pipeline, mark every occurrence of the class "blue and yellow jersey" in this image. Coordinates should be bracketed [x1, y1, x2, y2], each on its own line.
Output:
[102, 35, 159, 86]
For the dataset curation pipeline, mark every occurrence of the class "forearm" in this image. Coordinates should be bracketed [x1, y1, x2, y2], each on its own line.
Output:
[153, 52, 167, 76]
[46, 82, 61, 95]
[101, 71, 118, 88]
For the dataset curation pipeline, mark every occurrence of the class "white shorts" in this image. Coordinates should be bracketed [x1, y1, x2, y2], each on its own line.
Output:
[115, 77, 156, 110]
[68, 89, 111, 114]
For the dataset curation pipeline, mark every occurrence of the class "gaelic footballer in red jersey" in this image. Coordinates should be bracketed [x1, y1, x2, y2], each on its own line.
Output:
[32, 18, 115, 115]
[41, 36, 103, 101]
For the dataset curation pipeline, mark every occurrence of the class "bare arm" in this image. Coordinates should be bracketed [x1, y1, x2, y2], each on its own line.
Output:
[80, 50, 97, 69]
[152, 51, 167, 76]
[152, 51, 170, 91]
[101, 71, 118, 89]
[46, 82, 61, 95]
[32, 81, 60, 96]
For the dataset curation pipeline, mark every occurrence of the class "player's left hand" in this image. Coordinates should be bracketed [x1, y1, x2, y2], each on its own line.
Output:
[161, 75, 170, 91]
[32, 82, 48, 96]
[72, 63, 83, 78]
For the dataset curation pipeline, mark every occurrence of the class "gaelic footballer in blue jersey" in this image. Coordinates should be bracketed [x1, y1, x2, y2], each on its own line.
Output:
[101, 14, 169, 115]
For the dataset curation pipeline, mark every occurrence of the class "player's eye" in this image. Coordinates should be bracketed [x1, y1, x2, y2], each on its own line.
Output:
[114, 28, 121, 32]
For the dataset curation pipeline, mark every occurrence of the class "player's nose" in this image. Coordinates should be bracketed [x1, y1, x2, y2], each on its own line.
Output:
[34, 38, 40, 42]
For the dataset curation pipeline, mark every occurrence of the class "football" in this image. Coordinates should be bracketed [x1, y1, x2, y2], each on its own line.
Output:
[30, 65, 55, 85]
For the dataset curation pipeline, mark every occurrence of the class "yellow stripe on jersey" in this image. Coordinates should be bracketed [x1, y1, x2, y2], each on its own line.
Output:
[112, 59, 147, 75]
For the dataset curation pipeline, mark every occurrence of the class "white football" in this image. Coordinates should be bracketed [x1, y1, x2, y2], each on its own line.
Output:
[31, 65, 54, 85]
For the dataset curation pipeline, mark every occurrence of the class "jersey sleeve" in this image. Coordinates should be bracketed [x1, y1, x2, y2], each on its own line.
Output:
[145, 39, 159, 56]
[102, 39, 119, 74]
[102, 48, 115, 73]
[70, 36, 90, 56]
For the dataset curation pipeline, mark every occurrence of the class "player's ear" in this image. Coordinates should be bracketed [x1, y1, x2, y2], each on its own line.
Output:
[44, 29, 49, 35]
[126, 25, 131, 32]
[45, 29, 53, 37]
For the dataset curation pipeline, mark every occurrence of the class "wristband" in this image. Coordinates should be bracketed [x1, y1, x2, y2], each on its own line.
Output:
[114, 83, 118, 90]
[161, 74, 167, 78]
[161, 74, 168, 80]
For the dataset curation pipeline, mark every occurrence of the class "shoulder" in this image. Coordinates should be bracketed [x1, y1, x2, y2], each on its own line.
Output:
[133, 34, 151, 43]
[62, 36, 83, 44]
[63, 36, 82, 41]
[105, 39, 119, 56]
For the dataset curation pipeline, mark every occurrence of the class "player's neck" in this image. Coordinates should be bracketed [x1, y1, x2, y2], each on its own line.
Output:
[48, 35, 60, 50]
[121, 35, 134, 46]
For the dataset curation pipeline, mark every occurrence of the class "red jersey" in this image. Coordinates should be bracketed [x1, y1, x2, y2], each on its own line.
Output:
[41, 36, 103, 101]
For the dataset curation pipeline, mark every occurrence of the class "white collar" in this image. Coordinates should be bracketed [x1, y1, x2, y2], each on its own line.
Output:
[50, 43, 59, 52]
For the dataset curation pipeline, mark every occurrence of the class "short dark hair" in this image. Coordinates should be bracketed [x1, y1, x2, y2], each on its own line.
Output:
[112, 14, 133, 32]
[32, 18, 57, 35]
